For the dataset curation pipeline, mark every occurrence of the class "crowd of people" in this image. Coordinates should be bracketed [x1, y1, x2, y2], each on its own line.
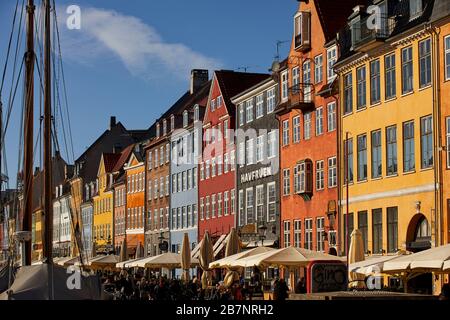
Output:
[99, 270, 291, 301]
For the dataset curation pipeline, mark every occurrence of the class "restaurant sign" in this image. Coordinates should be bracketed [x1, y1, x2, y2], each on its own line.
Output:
[240, 166, 272, 183]
[307, 261, 347, 293]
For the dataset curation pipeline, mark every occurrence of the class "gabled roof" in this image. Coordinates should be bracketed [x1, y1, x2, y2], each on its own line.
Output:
[214, 70, 270, 114]
[101, 153, 121, 174]
[111, 144, 135, 173]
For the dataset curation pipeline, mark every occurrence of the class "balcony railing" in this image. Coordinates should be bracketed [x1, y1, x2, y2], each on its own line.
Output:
[289, 83, 315, 111]
[351, 15, 395, 51]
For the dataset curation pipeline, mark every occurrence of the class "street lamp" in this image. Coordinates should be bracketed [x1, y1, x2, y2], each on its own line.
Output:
[258, 222, 268, 246]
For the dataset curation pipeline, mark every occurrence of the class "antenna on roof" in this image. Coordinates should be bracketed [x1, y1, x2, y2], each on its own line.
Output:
[275, 40, 289, 62]
[236, 66, 250, 72]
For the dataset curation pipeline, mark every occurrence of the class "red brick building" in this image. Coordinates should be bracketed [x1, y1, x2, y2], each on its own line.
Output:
[276, 0, 359, 254]
[198, 70, 269, 248]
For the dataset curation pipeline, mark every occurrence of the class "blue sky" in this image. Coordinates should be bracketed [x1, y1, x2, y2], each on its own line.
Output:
[0, 0, 297, 186]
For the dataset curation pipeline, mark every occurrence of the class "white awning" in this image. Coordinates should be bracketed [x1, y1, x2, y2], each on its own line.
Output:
[243, 240, 276, 248]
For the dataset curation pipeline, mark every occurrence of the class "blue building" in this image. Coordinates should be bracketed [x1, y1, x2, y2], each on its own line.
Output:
[169, 73, 209, 278]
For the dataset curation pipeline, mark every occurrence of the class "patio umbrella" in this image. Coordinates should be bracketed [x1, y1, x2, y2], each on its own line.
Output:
[348, 229, 366, 289]
[134, 252, 199, 269]
[210, 246, 275, 269]
[119, 240, 128, 263]
[199, 231, 214, 289]
[223, 228, 241, 288]
[383, 243, 450, 273]
[135, 242, 144, 260]
[234, 246, 344, 268]
[349, 252, 405, 275]
[89, 255, 119, 270]
[181, 233, 191, 282]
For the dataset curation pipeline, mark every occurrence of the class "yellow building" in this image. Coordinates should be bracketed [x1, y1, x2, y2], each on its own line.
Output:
[92, 153, 120, 251]
[335, 0, 447, 294]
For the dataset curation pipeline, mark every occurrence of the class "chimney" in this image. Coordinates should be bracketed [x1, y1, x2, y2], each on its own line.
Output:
[110, 116, 117, 130]
[190, 69, 209, 94]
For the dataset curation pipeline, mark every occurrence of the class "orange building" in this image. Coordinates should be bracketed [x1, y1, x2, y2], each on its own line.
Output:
[276, 0, 359, 255]
[123, 145, 146, 255]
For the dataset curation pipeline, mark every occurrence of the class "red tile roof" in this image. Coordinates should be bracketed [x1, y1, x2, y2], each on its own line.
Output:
[111, 144, 135, 173]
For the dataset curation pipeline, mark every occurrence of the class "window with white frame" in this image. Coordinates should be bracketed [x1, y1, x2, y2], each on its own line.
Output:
[328, 157, 337, 187]
[256, 185, 264, 223]
[205, 196, 210, 219]
[292, 67, 300, 89]
[239, 142, 245, 167]
[211, 98, 215, 112]
[294, 220, 301, 248]
[239, 104, 244, 126]
[445, 36, 450, 81]
[282, 120, 290, 146]
[224, 191, 229, 216]
[154, 179, 158, 199]
[231, 189, 236, 215]
[200, 162, 204, 181]
[239, 190, 244, 225]
[217, 95, 223, 108]
[231, 150, 236, 171]
[446, 117, 450, 168]
[314, 54, 323, 83]
[327, 46, 337, 82]
[256, 135, 264, 162]
[327, 102, 336, 132]
[303, 60, 312, 101]
[166, 143, 170, 163]
[200, 198, 204, 220]
[205, 160, 210, 179]
[410, 0, 423, 19]
[160, 146, 164, 166]
[304, 112, 312, 140]
[211, 194, 216, 218]
[305, 218, 313, 250]
[172, 174, 176, 193]
[217, 155, 223, 175]
[187, 205, 192, 228]
[293, 116, 301, 143]
[316, 217, 325, 252]
[170, 115, 175, 131]
[246, 188, 254, 224]
[283, 169, 290, 196]
[194, 105, 199, 121]
[268, 131, 277, 158]
[224, 119, 229, 142]
[218, 193, 222, 217]
[156, 123, 160, 138]
[284, 221, 291, 247]
[315, 107, 323, 136]
[246, 99, 254, 123]
[193, 167, 198, 188]
[267, 88, 276, 113]
[256, 94, 264, 118]
[148, 152, 153, 171]
[165, 175, 169, 196]
[160, 177, 164, 198]
[267, 182, 276, 222]
[281, 71, 288, 101]
[316, 160, 324, 190]
[211, 157, 216, 177]
[246, 139, 254, 165]
[224, 153, 229, 173]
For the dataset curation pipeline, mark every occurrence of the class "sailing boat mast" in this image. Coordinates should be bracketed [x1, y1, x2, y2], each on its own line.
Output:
[43, 0, 53, 263]
[23, 0, 35, 266]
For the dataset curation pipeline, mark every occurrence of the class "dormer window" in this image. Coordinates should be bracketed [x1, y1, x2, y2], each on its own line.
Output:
[170, 115, 175, 131]
[410, 0, 422, 19]
[156, 122, 160, 138]
[211, 98, 216, 111]
[163, 119, 167, 136]
[194, 105, 199, 121]
[294, 11, 311, 51]
[183, 111, 188, 128]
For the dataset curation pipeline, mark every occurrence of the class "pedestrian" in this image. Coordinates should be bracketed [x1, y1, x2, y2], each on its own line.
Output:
[295, 277, 306, 294]
[275, 278, 289, 301]
[439, 282, 450, 300]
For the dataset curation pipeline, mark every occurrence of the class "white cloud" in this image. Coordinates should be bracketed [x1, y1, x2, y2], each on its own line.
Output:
[59, 7, 222, 80]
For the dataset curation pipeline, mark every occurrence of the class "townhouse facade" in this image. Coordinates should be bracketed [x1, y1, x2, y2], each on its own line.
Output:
[335, 0, 450, 293]
[276, 0, 359, 255]
[198, 70, 270, 255]
[169, 75, 209, 262]
[231, 77, 280, 248]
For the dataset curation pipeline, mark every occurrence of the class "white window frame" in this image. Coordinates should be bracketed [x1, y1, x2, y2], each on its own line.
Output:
[267, 88, 276, 114]
[256, 94, 264, 119]
[246, 99, 254, 123]
[316, 160, 324, 191]
[267, 182, 276, 222]
[445, 35, 450, 81]
[304, 112, 312, 140]
[282, 120, 289, 146]
[256, 135, 264, 163]
[281, 70, 288, 101]
[327, 45, 337, 83]
[315, 107, 323, 136]
[328, 156, 337, 188]
[327, 101, 336, 132]
[293, 116, 301, 143]
[283, 220, 291, 247]
[246, 188, 254, 224]
[314, 54, 323, 83]
[283, 168, 290, 196]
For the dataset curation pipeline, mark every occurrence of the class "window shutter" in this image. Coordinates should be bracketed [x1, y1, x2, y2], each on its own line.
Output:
[301, 12, 311, 48]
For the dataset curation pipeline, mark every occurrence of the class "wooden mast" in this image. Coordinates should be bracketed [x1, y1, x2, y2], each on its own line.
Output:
[23, 0, 35, 266]
[42, 0, 53, 263]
